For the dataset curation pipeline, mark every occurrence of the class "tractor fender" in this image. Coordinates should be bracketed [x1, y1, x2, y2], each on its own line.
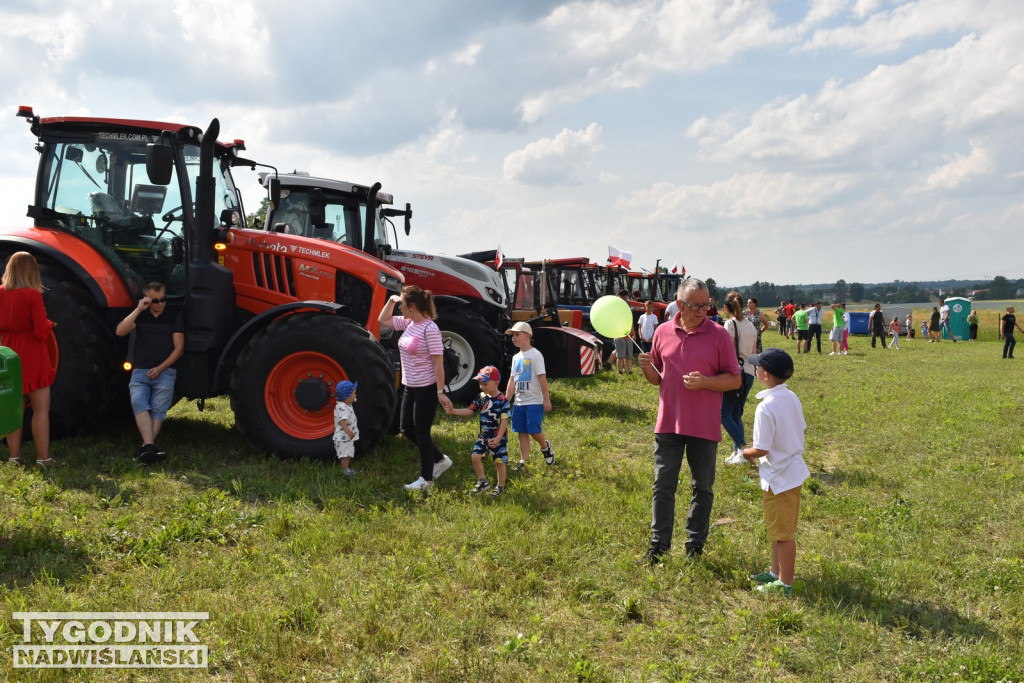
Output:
[0, 233, 133, 308]
[213, 301, 365, 390]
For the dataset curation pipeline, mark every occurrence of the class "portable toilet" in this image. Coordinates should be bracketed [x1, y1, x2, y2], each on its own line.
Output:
[0, 346, 23, 436]
[944, 297, 971, 340]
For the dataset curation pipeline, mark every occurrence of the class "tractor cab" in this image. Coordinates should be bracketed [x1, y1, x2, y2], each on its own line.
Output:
[21, 108, 243, 302]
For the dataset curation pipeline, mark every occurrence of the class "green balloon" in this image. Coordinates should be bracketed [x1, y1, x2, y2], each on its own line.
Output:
[590, 295, 633, 338]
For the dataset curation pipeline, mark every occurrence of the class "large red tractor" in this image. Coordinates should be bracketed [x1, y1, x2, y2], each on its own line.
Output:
[256, 171, 507, 403]
[0, 108, 403, 457]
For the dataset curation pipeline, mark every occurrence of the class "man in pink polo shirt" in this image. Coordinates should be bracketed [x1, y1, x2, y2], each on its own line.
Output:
[637, 278, 741, 564]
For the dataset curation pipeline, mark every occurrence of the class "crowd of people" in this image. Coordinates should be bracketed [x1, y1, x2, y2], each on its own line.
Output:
[2, 252, 1020, 596]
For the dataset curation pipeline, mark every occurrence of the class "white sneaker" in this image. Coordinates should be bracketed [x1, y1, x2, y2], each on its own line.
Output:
[828, 352, 836, 356]
[432, 454, 453, 479]
[725, 450, 746, 465]
[404, 477, 434, 491]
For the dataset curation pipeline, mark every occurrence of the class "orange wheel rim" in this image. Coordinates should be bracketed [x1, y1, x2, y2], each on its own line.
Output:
[264, 352, 347, 439]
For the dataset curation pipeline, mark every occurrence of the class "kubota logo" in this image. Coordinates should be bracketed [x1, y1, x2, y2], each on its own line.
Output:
[247, 239, 288, 253]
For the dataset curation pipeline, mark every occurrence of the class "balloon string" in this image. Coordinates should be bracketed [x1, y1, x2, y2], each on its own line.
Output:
[631, 336, 662, 378]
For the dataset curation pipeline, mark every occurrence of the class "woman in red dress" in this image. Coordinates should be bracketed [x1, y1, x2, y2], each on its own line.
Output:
[0, 252, 55, 466]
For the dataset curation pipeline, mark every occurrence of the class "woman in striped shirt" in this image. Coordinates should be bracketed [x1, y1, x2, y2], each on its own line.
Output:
[379, 286, 454, 490]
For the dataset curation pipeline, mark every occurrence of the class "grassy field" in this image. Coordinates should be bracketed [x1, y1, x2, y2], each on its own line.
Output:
[1, 329, 1023, 680]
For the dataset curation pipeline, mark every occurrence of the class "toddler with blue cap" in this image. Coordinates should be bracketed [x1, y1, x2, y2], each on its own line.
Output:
[334, 380, 359, 476]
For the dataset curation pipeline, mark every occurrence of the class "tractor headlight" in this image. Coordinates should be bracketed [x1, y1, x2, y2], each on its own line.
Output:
[378, 270, 403, 296]
[485, 287, 504, 305]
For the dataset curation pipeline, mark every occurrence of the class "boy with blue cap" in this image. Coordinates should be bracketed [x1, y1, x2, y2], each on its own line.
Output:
[334, 380, 359, 476]
[445, 365, 511, 497]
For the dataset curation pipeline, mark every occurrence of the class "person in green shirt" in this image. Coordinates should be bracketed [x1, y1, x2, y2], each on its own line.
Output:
[793, 304, 810, 354]
[829, 303, 846, 355]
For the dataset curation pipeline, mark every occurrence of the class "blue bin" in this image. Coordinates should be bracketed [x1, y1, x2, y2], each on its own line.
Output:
[0, 346, 23, 435]
[848, 312, 870, 335]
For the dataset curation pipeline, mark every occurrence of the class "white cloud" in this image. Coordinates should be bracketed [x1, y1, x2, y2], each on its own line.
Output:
[520, 0, 791, 123]
[503, 123, 604, 185]
[619, 172, 856, 223]
[452, 43, 483, 65]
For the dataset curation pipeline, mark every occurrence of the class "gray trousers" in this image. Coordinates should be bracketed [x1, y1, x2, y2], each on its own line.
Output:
[651, 433, 717, 552]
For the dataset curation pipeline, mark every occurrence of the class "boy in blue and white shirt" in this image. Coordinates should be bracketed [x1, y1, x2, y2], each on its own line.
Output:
[742, 349, 809, 595]
[446, 366, 511, 497]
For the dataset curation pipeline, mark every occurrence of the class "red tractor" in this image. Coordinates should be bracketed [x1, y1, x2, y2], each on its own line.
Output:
[255, 171, 508, 403]
[0, 108, 402, 458]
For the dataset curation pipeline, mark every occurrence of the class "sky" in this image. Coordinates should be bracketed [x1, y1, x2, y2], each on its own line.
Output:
[0, 0, 1021, 286]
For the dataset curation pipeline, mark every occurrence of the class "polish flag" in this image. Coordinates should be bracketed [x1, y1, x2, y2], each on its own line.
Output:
[670, 262, 678, 274]
[495, 245, 503, 270]
[607, 245, 632, 270]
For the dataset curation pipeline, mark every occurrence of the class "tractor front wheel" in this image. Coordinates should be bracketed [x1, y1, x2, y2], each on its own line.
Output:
[230, 314, 396, 458]
[435, 308, 505, 403]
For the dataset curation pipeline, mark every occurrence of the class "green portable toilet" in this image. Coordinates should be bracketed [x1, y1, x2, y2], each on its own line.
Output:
[0, 346, 23, 435]
[944, 297, 971, 341]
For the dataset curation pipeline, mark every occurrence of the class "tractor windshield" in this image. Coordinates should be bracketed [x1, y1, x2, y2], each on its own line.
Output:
[36, 134, 240, 297]
[270, 189, 392, 254]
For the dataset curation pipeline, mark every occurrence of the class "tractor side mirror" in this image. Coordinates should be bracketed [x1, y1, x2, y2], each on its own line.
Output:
[404, 202, 412, 236]
[266, 177, 281, 209]
[146, 143, 174, 185]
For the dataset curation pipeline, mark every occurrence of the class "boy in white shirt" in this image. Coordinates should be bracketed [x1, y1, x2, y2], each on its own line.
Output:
[505, 322, 554, 471]
[742, 348, 809, 595]
[637, 300, 659, 353]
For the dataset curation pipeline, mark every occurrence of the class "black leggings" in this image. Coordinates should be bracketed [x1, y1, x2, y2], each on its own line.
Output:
[401, 385, 444, 480]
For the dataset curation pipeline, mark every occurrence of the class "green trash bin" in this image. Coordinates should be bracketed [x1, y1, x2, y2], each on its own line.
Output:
[0, 346, 23, 436]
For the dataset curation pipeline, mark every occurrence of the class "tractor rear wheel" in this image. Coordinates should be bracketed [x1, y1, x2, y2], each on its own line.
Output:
[435, 308, 505, 403]
[230, 313, 396, 458]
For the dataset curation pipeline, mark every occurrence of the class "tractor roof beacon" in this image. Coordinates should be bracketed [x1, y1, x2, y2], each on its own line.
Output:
[1, 107, 403, 458]
[257, 171, 508, 403]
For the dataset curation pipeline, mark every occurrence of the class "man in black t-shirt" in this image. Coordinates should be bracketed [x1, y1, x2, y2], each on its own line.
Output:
[1001, 306, 1023, 359]
[115, 282, 184, 463]
[869, 304, 886, 349]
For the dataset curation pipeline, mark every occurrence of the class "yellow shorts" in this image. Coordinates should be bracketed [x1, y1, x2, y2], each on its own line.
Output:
[763, 485, 802, 542]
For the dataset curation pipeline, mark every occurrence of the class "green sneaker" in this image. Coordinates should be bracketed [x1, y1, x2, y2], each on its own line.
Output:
[756, 580, 793, 596]
[750, 571, 777, 584]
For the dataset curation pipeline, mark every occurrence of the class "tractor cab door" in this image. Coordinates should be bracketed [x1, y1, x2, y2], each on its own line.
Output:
[36, 135, 190, 300]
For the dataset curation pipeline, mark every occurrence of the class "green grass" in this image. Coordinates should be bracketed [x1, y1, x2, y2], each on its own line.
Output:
[2, 336, 1023, 680]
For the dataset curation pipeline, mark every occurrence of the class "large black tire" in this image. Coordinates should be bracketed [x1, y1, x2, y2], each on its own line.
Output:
[435, 307, 505, 404]
[0, 254, 125, 437]
[230, 313, 396, 459]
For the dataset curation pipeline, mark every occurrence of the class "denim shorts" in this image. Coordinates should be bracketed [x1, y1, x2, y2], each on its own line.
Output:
[511, 403, 544, 434]
[129, 368, 177, 421]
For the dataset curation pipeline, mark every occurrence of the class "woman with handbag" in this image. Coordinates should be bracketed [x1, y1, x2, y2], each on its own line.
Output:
[720, 291, 758, 465]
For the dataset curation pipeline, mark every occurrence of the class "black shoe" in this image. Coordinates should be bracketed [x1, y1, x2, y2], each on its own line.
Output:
[138, 444, 167, 465]
[684, 542, 704, 558]
[637, 547, 664, 566]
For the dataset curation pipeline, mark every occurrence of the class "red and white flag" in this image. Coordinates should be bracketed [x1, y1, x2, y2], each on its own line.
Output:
[670, 261, 678, 274]
[607, 245, 632, 269]
[495, 244, 503, 270]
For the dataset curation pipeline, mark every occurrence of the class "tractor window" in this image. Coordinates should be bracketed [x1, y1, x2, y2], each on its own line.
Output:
[40, 136, 191, 295]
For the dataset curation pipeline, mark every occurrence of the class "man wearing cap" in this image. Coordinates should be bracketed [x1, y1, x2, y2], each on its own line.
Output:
[637, 278, 742, 563]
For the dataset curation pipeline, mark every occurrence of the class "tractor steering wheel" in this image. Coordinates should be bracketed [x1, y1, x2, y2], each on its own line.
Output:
[149, 205, 183, 251]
